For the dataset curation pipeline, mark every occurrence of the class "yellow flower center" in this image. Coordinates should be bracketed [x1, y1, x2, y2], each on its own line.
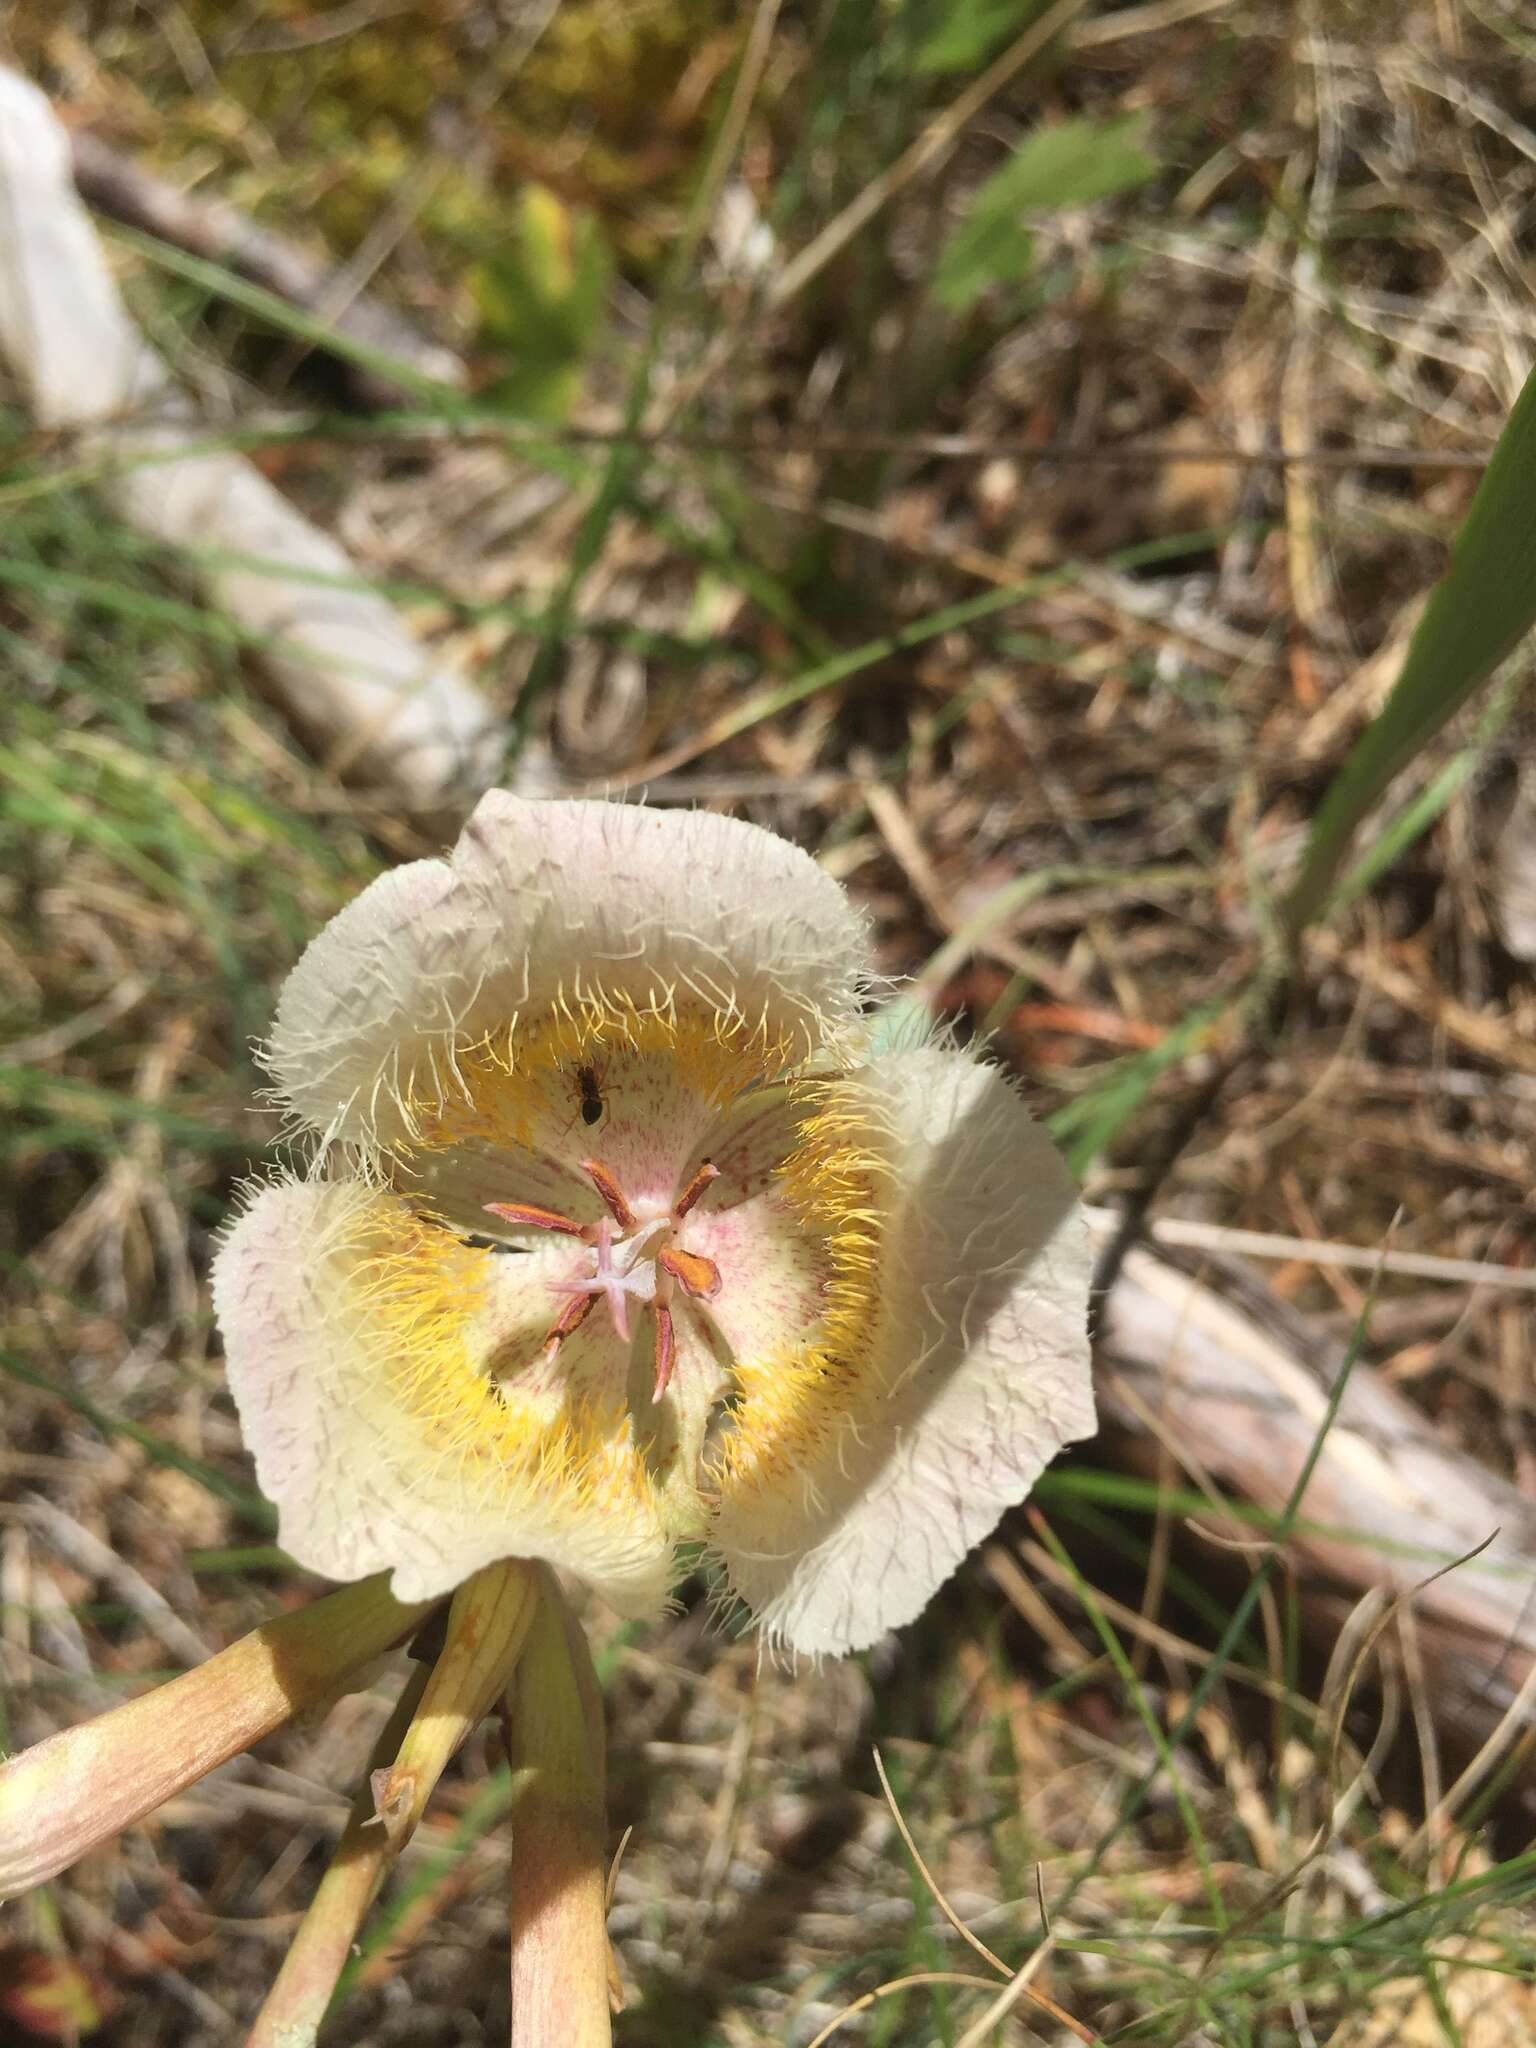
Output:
[348, 998, 884, 1519]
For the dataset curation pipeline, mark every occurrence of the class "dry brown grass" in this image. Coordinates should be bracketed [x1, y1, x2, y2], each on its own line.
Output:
[4, 1, 1536, 2041]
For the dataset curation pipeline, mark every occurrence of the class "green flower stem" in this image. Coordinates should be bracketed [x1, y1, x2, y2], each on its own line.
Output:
[503, 1567, 613, 2048]
[250, 1559, 539, 2048]
[245, 1661, 429, 2048]
[0, 1573, 432, 1900]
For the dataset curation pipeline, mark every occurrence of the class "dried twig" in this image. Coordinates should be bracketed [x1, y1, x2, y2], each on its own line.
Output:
[68, 130, 463, 407]
[0, 66, 501, 810]
[1094, 1218, 1536, 1761]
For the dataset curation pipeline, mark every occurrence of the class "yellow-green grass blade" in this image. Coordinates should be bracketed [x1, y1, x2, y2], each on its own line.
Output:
[1284, 361, 1536, 937]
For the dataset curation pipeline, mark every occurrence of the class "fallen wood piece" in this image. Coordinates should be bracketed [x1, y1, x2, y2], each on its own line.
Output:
[1492, 759, 1536, 962]
[0, 67, 501, 812]
[1092, 1215, 1536, 1766]
[68, 129, 464, 408]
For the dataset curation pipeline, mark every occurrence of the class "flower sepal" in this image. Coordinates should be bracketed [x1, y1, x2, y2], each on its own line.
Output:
[0, 1571, 432, 1901]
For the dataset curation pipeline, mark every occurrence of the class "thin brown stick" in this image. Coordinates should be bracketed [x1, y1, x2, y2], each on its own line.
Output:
[871, 1746, 1010, 1978]
[4, 414, 1490, 484]
[869, 1748, 1096, 2042]
[803, 1973, 1014, 2048]
[951, 1925, 1078, 2048]
[68, 130, 462, 404]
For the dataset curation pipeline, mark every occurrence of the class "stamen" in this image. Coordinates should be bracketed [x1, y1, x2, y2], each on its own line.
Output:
[580, 1159, 637, 1230]
[672, 1160, 720, 1220]
[543, 1290, 596, 1358]
[659, 1246, 722, 1301]
[651, 1302, 676, 1403]
[482, 1200, 584, 1237]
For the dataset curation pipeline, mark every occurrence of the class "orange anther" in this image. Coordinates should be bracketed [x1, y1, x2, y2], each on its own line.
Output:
[483, 1200, 584, 1237]
[659, 1246, 721, 1301]
[579, 1159, 637, 1231]
[672, 1160, 720, 1220]
[543, 1290, 596, 1357]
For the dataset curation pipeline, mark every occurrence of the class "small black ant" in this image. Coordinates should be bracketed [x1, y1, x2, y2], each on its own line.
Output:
[575, 1061, 606, 1127]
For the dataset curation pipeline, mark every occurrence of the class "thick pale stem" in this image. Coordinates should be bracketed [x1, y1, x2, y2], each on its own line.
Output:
[245, 1663, 428, 2048]
[249, 1559, 538, 2048]
[503, 1567, 613, 2048]
[0, 1573, 431, 1900]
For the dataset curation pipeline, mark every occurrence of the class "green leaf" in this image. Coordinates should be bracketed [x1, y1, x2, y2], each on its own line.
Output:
[915, 0, 1055, 75]
[1283, 359, 1536, 936]
[472, 186, 612, 422]
[933, 112, 1157, 311]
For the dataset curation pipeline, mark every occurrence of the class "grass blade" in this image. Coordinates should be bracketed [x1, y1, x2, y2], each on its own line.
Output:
[1283, 361, 1536, 936]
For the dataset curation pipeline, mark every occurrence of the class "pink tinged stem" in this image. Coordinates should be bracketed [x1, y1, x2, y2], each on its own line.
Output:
[249, 1561, 537, 2048]
[0, 1574, 433, 1902]
[591, 1220, 632, 1342]
[503, 1566, 615, 2048]
[672, 1160, 720, 1220]
[483, 1201, 585, 1237]
[579, 1160, 636, 1231]
[651, 1302, 676, 1404]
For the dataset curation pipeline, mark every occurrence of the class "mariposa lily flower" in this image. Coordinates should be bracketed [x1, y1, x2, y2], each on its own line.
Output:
[213, 794, 1094, 1655]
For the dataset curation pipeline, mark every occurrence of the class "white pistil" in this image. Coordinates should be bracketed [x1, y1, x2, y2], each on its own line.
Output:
[485, 1157, 725, 1399]
[551, 1215, 669, 1343]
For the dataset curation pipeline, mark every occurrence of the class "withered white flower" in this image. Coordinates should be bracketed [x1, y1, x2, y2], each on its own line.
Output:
[213, 795, 1094, 1655]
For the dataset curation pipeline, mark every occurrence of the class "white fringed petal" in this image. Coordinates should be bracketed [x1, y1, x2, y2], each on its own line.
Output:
[267, 796, 872, 1148]
[211, 1178, 675, 1612]
[710, 1047, 1095, 1656]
